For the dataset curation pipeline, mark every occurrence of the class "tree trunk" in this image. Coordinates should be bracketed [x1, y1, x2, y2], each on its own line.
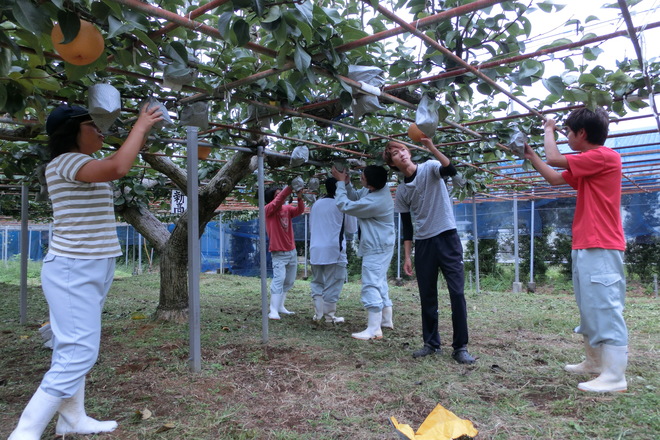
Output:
[153, 223, 190, 323]
[114, 148, 259, 322]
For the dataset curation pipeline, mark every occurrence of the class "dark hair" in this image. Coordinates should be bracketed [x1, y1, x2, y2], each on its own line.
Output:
[382, 141, 409, 171]
[324, 177, 338, 198]
[363, 165, 388, 190]
[264, 186, 280, 204]
[47, 116, 91, 160]
[565, 107, 609, 145]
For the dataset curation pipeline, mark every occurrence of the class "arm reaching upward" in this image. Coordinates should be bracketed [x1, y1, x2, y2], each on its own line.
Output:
[543, 119, 569, 169]
[76, 104, 163, 182]
[524, 144, 566, 186]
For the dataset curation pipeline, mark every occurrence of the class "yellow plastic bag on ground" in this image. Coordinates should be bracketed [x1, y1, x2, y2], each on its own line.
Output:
[390, 403, 478, 440]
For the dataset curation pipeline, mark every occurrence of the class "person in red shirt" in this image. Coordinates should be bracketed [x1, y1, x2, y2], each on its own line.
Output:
[265, 183, 305, 320]
[525, 107, 628, 393]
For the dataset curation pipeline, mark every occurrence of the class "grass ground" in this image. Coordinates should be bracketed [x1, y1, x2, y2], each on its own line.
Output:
[0, 263, 658, 439]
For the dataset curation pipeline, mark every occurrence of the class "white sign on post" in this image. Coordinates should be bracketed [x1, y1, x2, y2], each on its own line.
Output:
[171, 190, 187, 214]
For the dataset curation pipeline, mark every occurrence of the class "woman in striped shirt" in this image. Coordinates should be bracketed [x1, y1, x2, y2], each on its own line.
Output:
[9, 103, 162, 440]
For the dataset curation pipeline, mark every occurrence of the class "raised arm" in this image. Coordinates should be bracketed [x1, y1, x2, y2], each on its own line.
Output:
[75, 104, 162, 182]
[524, 144, 566, 186]
[293, 189, 305, 217]
[334, 181, 377, 218]
[420, 137, 450, 167]
[265, 185, 292, 216]
[543, 119, 569, 169]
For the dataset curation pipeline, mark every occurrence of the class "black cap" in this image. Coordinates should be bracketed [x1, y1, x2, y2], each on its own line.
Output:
[46, 104, 90, 135]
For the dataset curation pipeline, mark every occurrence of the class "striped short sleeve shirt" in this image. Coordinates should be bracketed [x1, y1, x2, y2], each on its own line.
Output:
[46, 152, 122, 259]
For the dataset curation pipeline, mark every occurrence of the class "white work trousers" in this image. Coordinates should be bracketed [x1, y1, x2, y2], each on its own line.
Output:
[39, 253, 115, 398]
[360, 250, 393, 310]
[310, 263, 347, 304]
[270, 249, 298, 296]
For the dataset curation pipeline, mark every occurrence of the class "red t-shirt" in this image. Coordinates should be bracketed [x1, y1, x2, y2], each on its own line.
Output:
[562, 147, 625, 251]
[265, 186, 305, 252]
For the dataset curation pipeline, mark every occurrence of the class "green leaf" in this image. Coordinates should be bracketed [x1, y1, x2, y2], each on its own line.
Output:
[3, 81, 25, 115]
[608, 70, 634, 83]
[165, 42, 189, 64]
[339, 90, 352, 108]
[563, 88, 588, 102]
[611, 101, 625, 116]
[457, 86, 472, 102]
[107, 15, 133, 40]
[539, 38, 572, 50]
[56, 11, 81, 44]
[294, 44, 311, 72]
[542, 76, 565, 96]
[624, 97, 648, 111]
[132, 30, 159, 55]
[164, 64, 191, 78]
[272, 17, 288, 45]
[583, 46, 604, 61]
[0, 29, 21, 58]
[578, 73, 599, 85]
[297, 21, 313, 44]
[26, 68, 60, 91]
[262, 5, 281, 23]
[133, 184, 147, 195]
[12, 0, 50, 35]
[278, 79, 297, 103]
[100, 0, 123, 17]
[90, 1, 112, 21]
[0, 48, 11, 77]
[217, 12, 233, 39]
[356, 131, 370, 145]
[0, 83, 7, 111]
[437, 104, 448, 122]
[562, 57, 575, 70]
[519, 16, 532, 36]
[233, 19, 250, 47]
[321, 7, 343, 25]
[63, 63, 90, 82]
[476, 82, 492, 96]
[294, 0, 314, 26]
[594, 90, 612, 107]
[253, 0, 265, 17]
[519, 59, 542, 79]
[278, 119, 292, 135]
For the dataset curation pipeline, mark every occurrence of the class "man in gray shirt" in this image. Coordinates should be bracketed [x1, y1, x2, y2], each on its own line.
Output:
[383, 137, 475, 364]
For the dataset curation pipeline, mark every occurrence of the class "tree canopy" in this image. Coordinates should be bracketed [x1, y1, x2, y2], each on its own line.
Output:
[1, 0, 657, 205]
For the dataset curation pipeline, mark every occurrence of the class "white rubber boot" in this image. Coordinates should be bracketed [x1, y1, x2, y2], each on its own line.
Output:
[578, 344, 628, 393]
[8, 387, 62, 440]
[381, 306, 393, 329]
[278, 291, 295, 315]
[565, 336, 602, 374]
[312, 296, 324, 321]
[323, 302, 345, 323]
[351, 309, 383, 340]
[56, 379, 117, 435]
[269, 294, 282, 320]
